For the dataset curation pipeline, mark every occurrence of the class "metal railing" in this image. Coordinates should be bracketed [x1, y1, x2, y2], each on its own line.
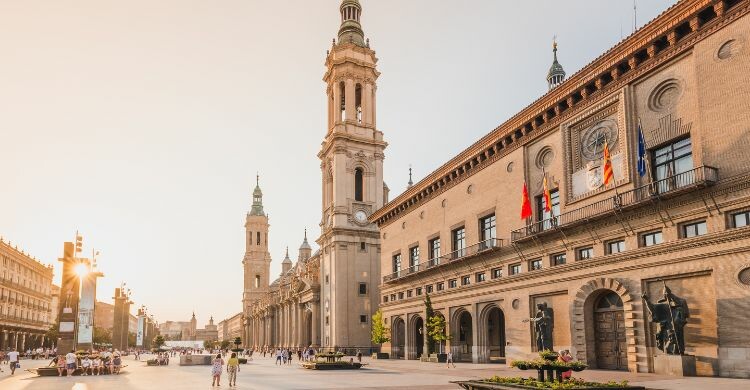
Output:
[511, 166, 718, 242]
[383, 238, 503, 283]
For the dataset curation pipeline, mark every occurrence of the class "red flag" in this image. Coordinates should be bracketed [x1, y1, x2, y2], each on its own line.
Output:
[520, 183, 532, 219]
[603, 141, 614, 186]
[542, 175, 552, 212]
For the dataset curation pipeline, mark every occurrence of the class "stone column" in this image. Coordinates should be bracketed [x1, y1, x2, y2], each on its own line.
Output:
[471, 305, 480, 364]
[363, 83, 373, 125]
[311, 301, 320, 347]
[404, 313, 412, 360]
[345, 79, 355, 122]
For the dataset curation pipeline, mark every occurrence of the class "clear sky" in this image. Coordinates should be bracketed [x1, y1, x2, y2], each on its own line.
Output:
[0, 0, 676, 324]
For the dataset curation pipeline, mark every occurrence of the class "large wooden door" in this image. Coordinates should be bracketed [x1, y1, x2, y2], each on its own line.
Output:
[594, 292, 627, 370]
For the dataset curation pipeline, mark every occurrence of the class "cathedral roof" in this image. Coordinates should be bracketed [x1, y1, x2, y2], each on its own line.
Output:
[250, 174, 265, 216]
[282, 247, 292, 264]
[299, 229, 312, 250]
[547, 41, 566, 81]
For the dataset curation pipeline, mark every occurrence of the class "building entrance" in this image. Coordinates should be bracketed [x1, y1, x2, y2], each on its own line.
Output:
[594, 291, 627, 370]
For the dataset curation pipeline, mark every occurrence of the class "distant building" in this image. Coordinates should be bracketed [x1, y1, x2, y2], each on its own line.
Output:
[160, 313, 218, 342]
[94, 300, 114, 330]
[0, 237, 55, 350]
[217, 313, 243, 342]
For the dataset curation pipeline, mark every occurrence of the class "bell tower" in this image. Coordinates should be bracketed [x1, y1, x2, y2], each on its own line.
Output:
[318, 0, 386, 350]
[242, 175, 272, 315]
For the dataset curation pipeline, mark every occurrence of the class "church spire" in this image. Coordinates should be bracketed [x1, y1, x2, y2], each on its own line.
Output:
[337, 0, 366, 47]
[547, 37, 566, 90]
[407, 165, 413, 189]
[250, 173, 265, 216]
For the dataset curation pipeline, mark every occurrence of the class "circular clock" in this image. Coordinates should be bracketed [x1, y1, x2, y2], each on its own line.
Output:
[354, 210, 368, 224]
[581, 119, 619, 160]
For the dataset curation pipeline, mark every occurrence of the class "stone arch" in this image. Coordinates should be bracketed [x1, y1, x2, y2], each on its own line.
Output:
[407, 314, 424, 360]
[477, 302, 506, 363]
[572, 278, 639, 372]
[450, 307, 473, 362]
[392, 316, 406, 359]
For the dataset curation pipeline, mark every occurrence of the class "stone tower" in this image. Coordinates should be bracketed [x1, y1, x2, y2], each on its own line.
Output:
[242, 175, 272, 316]
[317, 0, 386, 349]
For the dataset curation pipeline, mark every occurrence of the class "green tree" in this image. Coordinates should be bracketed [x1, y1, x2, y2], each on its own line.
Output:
[93, 327, 112, 346]
[424, 293, 435, 354]
[153, 335, 166, 350]
[371, 309, 390, 345]
[233, 337, 242, 349]
[203, 340, 213, 350]
[220, 340, 231, 350]
[427, 315, 450, 354]
[45, 323, 59, 348]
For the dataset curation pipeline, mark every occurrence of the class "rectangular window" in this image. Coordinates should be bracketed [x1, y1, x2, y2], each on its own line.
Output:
[578, 247, 594, 260]
[409, 246, 420, 272]
[653, 137, 693, 193]
[249, 231, 253, 245]
[325, 316, 329, 325]
[449, 279, 458, 288]
[416, 287, 423, 296]
[607, 239, 626, 254]
[552, 253, 566, 266]
[682, 221, 707, 238]
[392, 254, 402, 275]
[360, 315, 367, 324]
[358, 283, 368, 295]
[254, 275, 260, 288]
[732, 210, 750, 228]
[383, 295, 388, 303]
[451, 227, 466, 259]
[436, 282, 444, 291]
[398, 292, 404, 300]
[509, 263, 521, 275]
[479, 214, 497, 249]
[642, 231, 663, 247]
[390, 294, 396, 301]
[536, 189, 560, 230]
[407, 290, 413, 298]
[429, 237, 441, 266]
[360, 242, 366, 251]
[461, 276, 470, 285]
[325, 275, 329, 284]
[425, 285, 433, 294]
[256, 232, 261, 245]
[529, 259, 542, 270]
[476, 272, 486, 283]
[491, 268, 502, 279]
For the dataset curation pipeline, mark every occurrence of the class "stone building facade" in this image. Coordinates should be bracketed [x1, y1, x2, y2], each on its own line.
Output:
[0, 237, 55, 350]
[242, 0, 385, 352]
[371, 0, 750, 379]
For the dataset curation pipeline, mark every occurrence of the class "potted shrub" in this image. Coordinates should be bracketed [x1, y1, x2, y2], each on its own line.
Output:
[539, 349, 558, 361]
[370, 309, 390, 359]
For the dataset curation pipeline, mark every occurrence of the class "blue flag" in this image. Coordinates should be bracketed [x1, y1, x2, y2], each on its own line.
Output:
[637, 120, 647, 177]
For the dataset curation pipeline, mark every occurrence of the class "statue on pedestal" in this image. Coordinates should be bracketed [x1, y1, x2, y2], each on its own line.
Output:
[642, 282, 689, 355]
[527, 302, 554, 351]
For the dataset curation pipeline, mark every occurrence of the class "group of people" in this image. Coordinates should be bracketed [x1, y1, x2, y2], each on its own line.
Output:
[257, 346, 316, 363]
[210, 352, 241, 387]
[53, 349, 123, 376]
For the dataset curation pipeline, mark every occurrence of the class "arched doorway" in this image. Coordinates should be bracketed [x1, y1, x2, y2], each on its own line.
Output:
[392, 317, 405, 359]
[594, 291, 627, 370]
[303, 311, 313, 347]
[453, 310, 473, 362]
[414, 316, 424, 359]
[486, 306, 505, 362]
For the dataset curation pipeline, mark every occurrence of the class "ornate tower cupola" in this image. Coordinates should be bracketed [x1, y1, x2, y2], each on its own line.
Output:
[281, 247, 292, 274]
[250, 174, 265, 216]
[298, 229, 312, 262]
[338, 0, 365, 47]
[547, 39, 566, 90]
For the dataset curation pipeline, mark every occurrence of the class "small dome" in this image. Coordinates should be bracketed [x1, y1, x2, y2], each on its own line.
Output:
[299, 229, 312, 250]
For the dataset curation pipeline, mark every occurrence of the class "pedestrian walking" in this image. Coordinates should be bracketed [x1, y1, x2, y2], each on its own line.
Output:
[226, 352, 240, 387]
[65, 349, 78, 376]
[275, 349, 282, 365]
[211, 353, 224, 387]
[446, 351, 455, 368]
[8, 348, 20, 375]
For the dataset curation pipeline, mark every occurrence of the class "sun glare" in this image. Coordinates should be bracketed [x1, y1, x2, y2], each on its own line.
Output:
[74, 263, 89, 278]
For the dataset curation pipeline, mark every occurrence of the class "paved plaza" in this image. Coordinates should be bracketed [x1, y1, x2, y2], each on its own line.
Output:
[2, 354, 750, 390]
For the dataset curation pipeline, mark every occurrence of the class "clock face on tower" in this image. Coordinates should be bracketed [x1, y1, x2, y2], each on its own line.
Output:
[354, 210, 368, 224]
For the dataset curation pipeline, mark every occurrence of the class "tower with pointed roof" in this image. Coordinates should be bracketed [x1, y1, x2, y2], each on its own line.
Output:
[298, 229, 312, 262]
[242, 175, 272, 337]
[547, 39, 566, 90]
[318, 0, 385, 350]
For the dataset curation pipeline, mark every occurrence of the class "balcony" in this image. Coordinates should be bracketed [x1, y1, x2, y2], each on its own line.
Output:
[511, 166, 718, 242]
[383, 238, 503, 284]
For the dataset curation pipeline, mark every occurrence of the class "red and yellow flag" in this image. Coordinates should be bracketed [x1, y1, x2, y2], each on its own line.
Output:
[520, 182, 532, 219]
[542, 175, 552, 212]
[603, 141, 614, 186]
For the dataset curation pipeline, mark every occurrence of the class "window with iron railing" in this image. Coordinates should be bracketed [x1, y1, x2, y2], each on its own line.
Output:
[392, 254, 402, 276]
[536, 190, 560, 231]
[409, 246, 420, 272]
[654, 137, 693, 193]
[452, 227, 466, 259]
[479, 214, 496, 250]
[428, 237, 441, 267]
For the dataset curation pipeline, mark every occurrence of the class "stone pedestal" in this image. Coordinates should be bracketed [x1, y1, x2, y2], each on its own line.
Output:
[654, 354, 696, 376]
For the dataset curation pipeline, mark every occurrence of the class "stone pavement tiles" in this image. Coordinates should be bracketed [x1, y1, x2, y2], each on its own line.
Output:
[2, 354, 750, 390]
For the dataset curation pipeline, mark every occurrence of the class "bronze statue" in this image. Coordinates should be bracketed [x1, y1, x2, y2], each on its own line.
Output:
[526, 302, 554, 351]
[642, 281, 689, 355]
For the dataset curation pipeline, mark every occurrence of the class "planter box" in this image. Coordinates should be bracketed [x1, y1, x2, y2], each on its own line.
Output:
[32, 366, 127, 377]
[300, 362, 365, 370]
[179, 355, 212, 366]
[450, 380, 645, 390]
[371, 352, 389, 359]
